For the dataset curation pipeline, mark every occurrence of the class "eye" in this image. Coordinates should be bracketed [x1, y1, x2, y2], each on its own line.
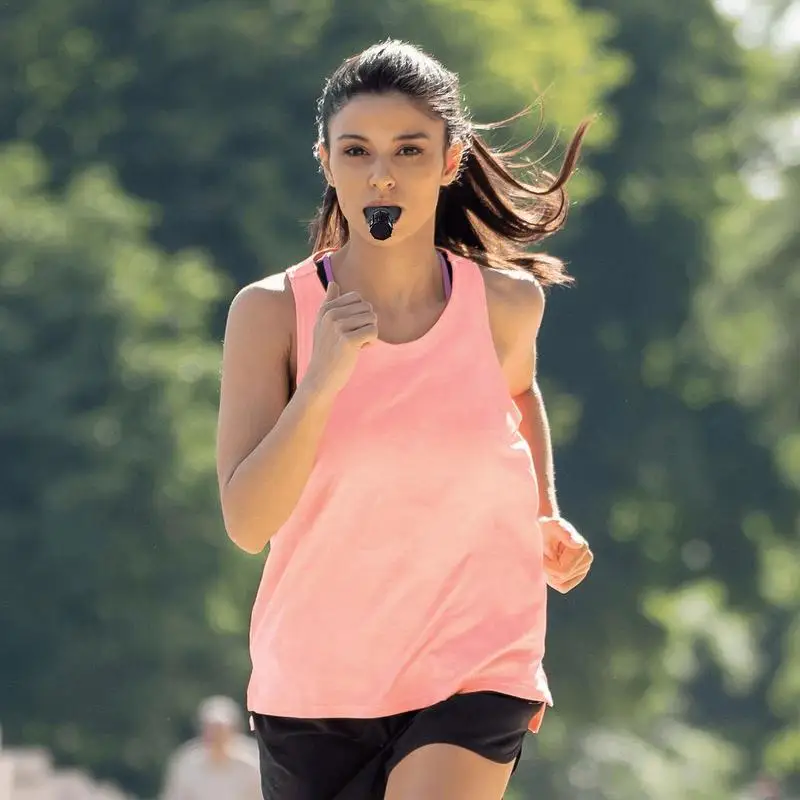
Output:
[343, 146, 367, 157]
[398, 145, 423, 156]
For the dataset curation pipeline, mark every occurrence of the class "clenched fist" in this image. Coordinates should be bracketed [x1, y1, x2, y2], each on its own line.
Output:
[540, 517, 593, 594]
[304, 281, 379, 398]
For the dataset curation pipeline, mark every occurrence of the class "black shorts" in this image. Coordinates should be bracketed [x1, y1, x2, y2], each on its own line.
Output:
[252, 691, 541, 800]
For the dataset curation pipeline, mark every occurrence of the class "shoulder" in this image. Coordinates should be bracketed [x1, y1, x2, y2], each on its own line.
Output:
[227, 735, 260, 769]
[480, 265, 546, 340]
[226, 255, 321, 330]
[167, 739, 205, 769]
[224, 269, 298, 351]
[228, 270, 294, 322]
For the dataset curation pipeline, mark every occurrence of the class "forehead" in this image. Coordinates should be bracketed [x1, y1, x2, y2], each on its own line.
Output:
[328, 92, 445, 140]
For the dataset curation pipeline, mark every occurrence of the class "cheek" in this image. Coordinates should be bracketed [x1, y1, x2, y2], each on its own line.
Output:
[413, 158, 449, 195]
[411, 151, 444, 172]
[392, 156, 444, 194]
[328, 155, 358, 184]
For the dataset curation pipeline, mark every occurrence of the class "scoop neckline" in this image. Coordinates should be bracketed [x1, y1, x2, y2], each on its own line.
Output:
[313, 248, 460, 357]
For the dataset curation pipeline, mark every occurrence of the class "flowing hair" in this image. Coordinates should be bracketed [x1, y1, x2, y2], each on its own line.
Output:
[310, 40, 590, 286]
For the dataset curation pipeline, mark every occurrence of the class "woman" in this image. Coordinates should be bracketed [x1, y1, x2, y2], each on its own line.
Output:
[217, 39, 593, 800]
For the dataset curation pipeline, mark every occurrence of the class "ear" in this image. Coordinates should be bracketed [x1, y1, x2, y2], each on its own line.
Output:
[441, 140, 464, 187]
[317, 142, 335, 187]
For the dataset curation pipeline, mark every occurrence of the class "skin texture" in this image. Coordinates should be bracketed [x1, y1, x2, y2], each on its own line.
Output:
[216, 91, 592, 798]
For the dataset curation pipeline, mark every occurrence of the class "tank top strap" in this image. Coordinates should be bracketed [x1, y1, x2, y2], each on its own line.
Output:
[448, 252, 495, 351]
[449, 251, 485, 301]
[286, 257, 326, 384]
[447, 254, 518, 423]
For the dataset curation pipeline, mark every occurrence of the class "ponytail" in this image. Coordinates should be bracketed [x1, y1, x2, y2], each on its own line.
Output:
[435, 119, 590, 285]
[310, 184, 348, 254]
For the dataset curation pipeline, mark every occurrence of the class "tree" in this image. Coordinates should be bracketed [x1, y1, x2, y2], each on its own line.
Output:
[525, 0, 798, 791]
[5, 0, 795, 795]
[688, 1, 800, 785]
[0, 143, 242, 796]
[0, 0, 625, 293]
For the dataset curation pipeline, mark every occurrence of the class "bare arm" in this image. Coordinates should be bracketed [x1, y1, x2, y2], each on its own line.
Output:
[485, 268, 592, 591]
[514, 381, 558, 518]
[484, 270, 558, 516]
[217, 277, 377, 554]
[216, 279, 336, 553]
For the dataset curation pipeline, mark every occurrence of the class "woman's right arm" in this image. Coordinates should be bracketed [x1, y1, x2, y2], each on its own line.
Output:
[216, 278, 333, 553]
[216, 276, 376, 554]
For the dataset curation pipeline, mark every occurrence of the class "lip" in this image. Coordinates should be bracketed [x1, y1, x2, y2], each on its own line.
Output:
[363, 205, 402, 222]
[364, 203, 402, 211]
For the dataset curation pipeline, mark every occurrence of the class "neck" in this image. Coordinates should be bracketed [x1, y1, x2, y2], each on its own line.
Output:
[207, 740, 229, 763]
[332, 230, 443, 309]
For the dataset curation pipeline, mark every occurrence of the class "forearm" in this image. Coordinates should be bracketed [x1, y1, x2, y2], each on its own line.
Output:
[220, 384, 336, 553]
[515, 383, 559, 518]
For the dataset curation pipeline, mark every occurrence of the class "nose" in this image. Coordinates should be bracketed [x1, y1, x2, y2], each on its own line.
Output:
[369, 163, 396, 193]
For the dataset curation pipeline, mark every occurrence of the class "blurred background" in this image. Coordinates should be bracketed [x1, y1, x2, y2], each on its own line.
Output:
[1, 0, 798, 798]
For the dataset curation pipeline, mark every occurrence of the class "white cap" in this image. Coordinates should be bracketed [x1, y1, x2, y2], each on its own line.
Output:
[197, 696, 242, 729]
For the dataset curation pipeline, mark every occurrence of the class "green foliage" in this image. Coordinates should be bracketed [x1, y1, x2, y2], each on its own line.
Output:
[553, 721, 740, 799]
[687, 10, 800, 778]
[534, 1, 797, 792]
[0, 0, 625, 291]
[0, 143, 244, 795]
[0, 0, 797, 796]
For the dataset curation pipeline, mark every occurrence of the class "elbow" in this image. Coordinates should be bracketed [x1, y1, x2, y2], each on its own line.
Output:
[225, 519, 269, 555]
[227, 527, 267, 555]
[220, 491, 271, 555]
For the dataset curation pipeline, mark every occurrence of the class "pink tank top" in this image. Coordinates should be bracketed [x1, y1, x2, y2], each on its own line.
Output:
[247, 250, 551, 733]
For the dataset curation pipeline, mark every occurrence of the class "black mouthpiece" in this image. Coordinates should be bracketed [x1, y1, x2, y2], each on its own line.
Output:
[364, 206, 401, 241]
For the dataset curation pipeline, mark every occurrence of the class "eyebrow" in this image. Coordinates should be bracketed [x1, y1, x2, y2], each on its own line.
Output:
[336, 132, 431, 142]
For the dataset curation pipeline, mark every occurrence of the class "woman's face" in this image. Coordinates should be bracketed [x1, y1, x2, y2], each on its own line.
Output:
[319, 92, 462, 245]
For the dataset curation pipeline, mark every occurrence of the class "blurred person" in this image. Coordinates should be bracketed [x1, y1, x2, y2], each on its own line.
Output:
[217, 39, 593, 800]
[161, 696, 260, 800]
[746, 775, 784, 800]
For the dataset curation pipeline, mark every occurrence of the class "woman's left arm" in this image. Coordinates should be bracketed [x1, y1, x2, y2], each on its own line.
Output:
[515, 382, 559, 518]
[485, 269, 593, 593]
[483, 270, 555, 507]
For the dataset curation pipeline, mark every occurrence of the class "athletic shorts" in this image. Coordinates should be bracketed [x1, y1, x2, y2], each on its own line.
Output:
[252, 691, 542, 800]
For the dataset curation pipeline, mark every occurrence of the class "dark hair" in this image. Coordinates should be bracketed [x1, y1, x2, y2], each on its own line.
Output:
[310, 40, 590, 286]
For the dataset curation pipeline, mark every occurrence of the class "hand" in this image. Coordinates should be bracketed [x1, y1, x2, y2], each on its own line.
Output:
[540, 517, 593, 594]
[304, 281, 378, 398]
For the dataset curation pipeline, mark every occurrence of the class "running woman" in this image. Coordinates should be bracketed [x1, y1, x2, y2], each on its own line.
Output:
[217, 39, 594, 800]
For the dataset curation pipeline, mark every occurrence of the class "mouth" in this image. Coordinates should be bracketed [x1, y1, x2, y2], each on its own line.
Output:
[363, 206, 402, 241]
[363, 205, 402, 222]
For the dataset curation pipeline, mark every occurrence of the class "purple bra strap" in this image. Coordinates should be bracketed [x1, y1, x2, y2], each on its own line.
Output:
[438, 251, 452, 300]
[322, 253, 334, 285]
[322, 251, 451, 300]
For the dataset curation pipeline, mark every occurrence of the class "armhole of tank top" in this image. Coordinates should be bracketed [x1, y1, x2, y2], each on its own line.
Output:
[463, 259, 524, 427]
[287, 270, 314, 388]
